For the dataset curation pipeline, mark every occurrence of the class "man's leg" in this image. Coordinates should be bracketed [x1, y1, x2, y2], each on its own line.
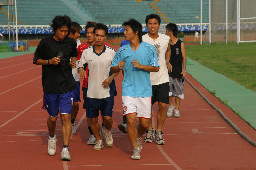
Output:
[71, 102, 79, 133]
[156, 102, 167, 131]
[138, 118, 149, 138]
[87, 118, 96, 145]
[144, 109, 154, 143]
[61, 114, 72, 146]
[118, 114, 127, 133]
[102, 116, 113, 146]
[126, 113, 138, 149]
[47, 116, 58, 156]
[90, 117, 103, 150]
[167, 96, 175, 117]
[174, 97, 181, 118]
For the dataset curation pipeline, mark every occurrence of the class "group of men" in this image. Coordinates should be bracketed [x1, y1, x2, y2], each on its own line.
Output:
[33, 14, 186, 161]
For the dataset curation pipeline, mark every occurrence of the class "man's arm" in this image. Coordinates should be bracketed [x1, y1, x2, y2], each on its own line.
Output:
[165, 39, 172, 72]
[35, 57, 60, 65]
[70, 57, 76, 68]
[102, 72, 119, 88]
[132, 59, 159, 72]
[181, 42, 187, 78]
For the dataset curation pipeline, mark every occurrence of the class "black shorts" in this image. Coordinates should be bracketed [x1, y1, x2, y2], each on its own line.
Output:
[152, 82, 170, 104]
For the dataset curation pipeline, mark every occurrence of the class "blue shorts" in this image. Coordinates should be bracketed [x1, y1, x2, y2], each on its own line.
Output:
[86, 97, 114, 118]
[43, 91, 74, 117]
[73, 81, 81, 102]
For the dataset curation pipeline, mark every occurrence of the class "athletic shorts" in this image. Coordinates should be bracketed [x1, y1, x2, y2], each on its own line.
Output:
[169, 77, 184, 99]
[122, 96, 151, 119]
[86, 97, 114, 118]
[152, 82, 170, 104]
[43, 91, 74, 117]
[73, 81, 81, 102]
[82, 87, 88, 109]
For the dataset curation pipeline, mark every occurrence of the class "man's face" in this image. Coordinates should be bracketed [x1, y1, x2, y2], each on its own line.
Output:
[146, 18, 160, 35]
[55, 26, 69, 41]
[69, 30, 81, 41]
[94, 29, 107, 46]
[86, 27, 95, 43]
[166, 29, 172, 38]
[124, 25, 136, 42]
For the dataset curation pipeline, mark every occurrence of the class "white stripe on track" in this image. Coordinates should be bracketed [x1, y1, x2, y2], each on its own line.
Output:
[0, 55, 32, 64]
[0, 76, 41, 96]
[0, 99, 42, 129]
[0, 61, 31, 70]
[0, 67, 37, 80]
[152, 109, 182, 170]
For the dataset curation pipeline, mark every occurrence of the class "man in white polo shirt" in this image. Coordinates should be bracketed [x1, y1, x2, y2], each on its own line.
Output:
[143, 14, 171, 145]
[78, 23, 118, 151]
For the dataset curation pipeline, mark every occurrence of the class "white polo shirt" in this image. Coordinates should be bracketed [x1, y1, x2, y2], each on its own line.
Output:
[142, 33, 170, 85]
[79, 45, 116, 99]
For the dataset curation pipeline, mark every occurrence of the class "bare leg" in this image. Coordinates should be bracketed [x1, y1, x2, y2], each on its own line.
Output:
[61, 114, 72, 146]
[90, 117, 100, 141]
[71, 102, 79, 122]
[103, 116, 113, 131]
[146, 108, 153, 130]
[175, 97, 181, 110]
[156, 102, 167, 131]
[126, 113, 138, 148]
[47, 116, 58, 137]
[169, 96, 174, 107]
[137, 118, 149, 138]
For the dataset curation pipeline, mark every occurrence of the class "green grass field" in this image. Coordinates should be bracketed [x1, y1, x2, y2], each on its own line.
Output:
[186, 43, 256, 92]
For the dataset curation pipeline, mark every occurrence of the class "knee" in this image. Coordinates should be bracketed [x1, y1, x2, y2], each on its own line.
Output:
[90, 117, 98, 125]
[48, 116, 58, 123]
[73, 102, 79, 107]
[127, 118, 136, 127]
[61, 114, 71, 124]
[159, 103, 167, 111]
[103, 116, 112, 123]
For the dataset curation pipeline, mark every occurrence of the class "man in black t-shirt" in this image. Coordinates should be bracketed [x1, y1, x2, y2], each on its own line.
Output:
[33, 15, 77, 161]
[165, 23, 187, 118]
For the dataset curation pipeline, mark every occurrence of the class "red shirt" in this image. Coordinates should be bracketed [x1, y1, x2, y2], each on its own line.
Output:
[77, 42, 111, 88]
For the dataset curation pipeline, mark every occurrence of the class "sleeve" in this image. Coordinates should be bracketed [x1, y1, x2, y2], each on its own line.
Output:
[111, 48, 122, 67]
[71, 40, 78, 58]
[149, 45, 159, 67]
[33, 40, 45, 64]
[77, 44, 84, 60]
[78, 50, 87, 68]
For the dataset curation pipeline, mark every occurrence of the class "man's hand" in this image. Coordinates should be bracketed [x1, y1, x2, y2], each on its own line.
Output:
[78, 67, 86, 79]
[118, 60, 125, 70]
[49, 56, 61, 65]
[181, 70, 186, 79]
[70, 61, 76, 68]
[132, 59, 142, 69]
[167, 63, 172, 73]
[102, 77, 113, 88]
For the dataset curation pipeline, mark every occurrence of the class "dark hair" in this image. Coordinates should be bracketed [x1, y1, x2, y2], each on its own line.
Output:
[70, 22, 82, 34]
[145, 14, 161, 25]
[122, 18, 142, 43]
[93, 23, 108, 35]
[166, 23, 179, 37]
[85, 21, 96, 32]
[51, 15, 71, 33]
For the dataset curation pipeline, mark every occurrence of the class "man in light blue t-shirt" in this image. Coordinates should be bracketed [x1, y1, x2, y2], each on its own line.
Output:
[112, 19, 159, 160]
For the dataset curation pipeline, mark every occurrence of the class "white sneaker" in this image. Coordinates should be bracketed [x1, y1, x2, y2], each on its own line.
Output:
[137, 137, 142, 150]
[48, 135, 57, 156]
[105, 131, 113, 147]
[131, 148, 141, 160]
[174, 110, 180, 118]
[87, 135, 96, 145]
[72, 123, 76, 134]
[61, 147, 71, 161]
[94, 140, 103, 151]
[167, 106, 175, 117]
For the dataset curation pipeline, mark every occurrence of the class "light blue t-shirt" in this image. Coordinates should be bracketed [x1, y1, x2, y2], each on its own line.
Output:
[112, 41, 159, 97]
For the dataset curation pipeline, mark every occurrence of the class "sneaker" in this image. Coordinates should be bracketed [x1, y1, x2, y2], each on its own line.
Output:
[105, 131, 113, 147]
[131, 148, 141, 160]
[155, 130, 165, 145]
[72, 123, 76, 134]
[61, 147, 71, 161]
[167, 106, 175, 117]
[144, 129, 154, 143]
[137, 137, 142, 150]
[87, 135, 96, 145]
[174, 110, 180, 118]
[118, 123, 127, 134]
[94, 140, 103, 151]
[48, 135, 57, 156]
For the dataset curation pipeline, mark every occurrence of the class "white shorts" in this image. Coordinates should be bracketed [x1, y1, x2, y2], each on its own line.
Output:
[122, 96, 151, 119]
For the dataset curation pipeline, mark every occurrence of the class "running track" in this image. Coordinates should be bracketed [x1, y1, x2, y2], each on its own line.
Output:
[0, 51, 256, 170]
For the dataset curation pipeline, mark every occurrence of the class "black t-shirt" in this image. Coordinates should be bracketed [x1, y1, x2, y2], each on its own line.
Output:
[169, 39, 183, 78]
[33, 36, 78, 94]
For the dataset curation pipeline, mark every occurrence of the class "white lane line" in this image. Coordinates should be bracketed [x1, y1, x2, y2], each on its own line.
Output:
[0, 99, 42, 129]
[68, 164, 172, 167]
[0, 61, 31, 69]
[63, 111, 87, 169]
[0, 55, 32, 64]
[0, 67, 38, 80]
[152, 111, 182, 170]
[0, 76, 41, 96]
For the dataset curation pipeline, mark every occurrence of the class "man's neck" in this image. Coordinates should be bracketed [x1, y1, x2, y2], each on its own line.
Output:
[171, 37, 178, 45]
[53, 35, 63, 41]
[94, 44, 105, 54]
[88, 41, 95, 47]
[148, 32, 159, 40]
[130, 39, 140, 52]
